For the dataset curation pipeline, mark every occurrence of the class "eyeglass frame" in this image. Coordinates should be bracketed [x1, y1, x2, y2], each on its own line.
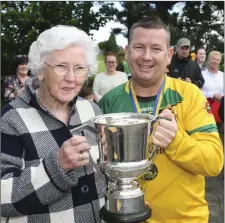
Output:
[105, 61, 117, 64]
[44, 61, 89, 77]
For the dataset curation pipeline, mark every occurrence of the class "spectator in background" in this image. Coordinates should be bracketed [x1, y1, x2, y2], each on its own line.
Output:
[79, 86, 95, 102]
[218, 96, 224, 123]
[117, 45, 132, 79]
[196, 47, 207, 71]
[93, 52, 128, 102]
[218, 96, 224, 143]
[190, 52, 196, 61]
[201, 51, 224, 124]
[167, 37, 204, 88]
[3, 55, 30, 104]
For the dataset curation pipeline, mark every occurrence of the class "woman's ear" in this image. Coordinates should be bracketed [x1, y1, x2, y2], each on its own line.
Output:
[37, 73, 43, 82]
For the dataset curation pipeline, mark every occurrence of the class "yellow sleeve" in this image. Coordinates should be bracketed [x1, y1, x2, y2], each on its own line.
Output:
[165, 84, 223, 176]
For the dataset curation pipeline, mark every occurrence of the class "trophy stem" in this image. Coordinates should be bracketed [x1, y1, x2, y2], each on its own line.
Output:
[117, 180, 138, 191]
[100, 205, 152, 223]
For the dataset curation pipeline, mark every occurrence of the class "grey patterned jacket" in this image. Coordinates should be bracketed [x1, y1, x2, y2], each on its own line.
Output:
[1, 78, 106, 223]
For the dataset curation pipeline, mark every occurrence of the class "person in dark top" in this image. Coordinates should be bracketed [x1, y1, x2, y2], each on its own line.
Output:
[3, 55, 30, 104]
[196, 47, 207, 71]
[218, 96, 224, 122]
[167, 38, 204, 88]
[117, 45, 132, 79]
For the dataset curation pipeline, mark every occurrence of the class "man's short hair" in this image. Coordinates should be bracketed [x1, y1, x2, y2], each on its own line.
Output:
[196, 47, 206, 54]
[128, 17, 171, 47]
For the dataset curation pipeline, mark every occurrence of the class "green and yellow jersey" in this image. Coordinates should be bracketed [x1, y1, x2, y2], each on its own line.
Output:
[99, 76, 223, 223]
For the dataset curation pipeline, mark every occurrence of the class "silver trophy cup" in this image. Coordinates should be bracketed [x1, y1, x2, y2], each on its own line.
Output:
[91, 113, 159, 223]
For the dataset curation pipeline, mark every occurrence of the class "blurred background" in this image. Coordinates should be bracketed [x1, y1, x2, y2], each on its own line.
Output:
[1, 1, 224, 105]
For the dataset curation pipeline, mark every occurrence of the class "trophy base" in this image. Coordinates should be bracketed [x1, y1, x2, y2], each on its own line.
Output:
[100, 205, 151, 223]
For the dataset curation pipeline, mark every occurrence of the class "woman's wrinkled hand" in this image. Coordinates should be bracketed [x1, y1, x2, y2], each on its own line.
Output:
[57, 135, 91, 172]
[99, 125, 107, 158]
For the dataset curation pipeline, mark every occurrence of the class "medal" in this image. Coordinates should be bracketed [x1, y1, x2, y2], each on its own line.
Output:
[142, 144, 158, 181]
[142, 163, 158, 181]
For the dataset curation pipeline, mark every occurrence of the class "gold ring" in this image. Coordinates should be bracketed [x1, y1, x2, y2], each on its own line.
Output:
[78, 152, 85, 161]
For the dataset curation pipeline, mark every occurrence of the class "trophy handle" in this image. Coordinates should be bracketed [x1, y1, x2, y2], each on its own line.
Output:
[70, 123, 97, 134]
[149, 144, 158, 161]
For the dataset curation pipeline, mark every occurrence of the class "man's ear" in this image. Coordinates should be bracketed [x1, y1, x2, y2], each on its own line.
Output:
[167, 47, 174, 65]
[125, 45, 129, 60]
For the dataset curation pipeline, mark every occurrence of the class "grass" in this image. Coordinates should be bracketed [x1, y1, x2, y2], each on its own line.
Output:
[89, 55, 106, 83]
[96, 55, 106, 74]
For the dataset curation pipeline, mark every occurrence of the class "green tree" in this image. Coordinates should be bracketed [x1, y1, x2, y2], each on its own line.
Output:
[112, 1, 224, 53]
[98, 32, 119, 55]
[112, 2, 179, 38]
[1, 1, 116, 77]
[178, 1, 224, 53]
[105, 32, 119, 53]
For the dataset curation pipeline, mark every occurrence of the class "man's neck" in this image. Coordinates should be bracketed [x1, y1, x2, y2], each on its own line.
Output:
[132, 77, 164, 97]
[197, 61, 204, 67]
[178, 55, 188, 60]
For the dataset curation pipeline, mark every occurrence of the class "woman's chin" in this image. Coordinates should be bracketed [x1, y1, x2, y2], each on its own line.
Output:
[58, 94, 77, 104]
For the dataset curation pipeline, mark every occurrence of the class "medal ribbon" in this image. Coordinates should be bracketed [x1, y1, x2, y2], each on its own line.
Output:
[129, 78, 165, 116]
[129, 76, 166, 181]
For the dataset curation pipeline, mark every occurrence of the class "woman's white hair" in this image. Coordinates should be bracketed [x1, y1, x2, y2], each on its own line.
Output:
[28, 25, 99, 76]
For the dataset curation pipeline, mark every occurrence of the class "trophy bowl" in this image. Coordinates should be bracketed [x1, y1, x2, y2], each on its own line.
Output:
[91, 113, 158, 223]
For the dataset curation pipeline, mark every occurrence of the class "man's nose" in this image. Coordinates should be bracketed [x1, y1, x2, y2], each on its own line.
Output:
[142, 49, 153, 60]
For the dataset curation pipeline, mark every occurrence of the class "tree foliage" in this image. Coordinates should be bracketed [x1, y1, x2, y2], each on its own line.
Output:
[112, 2, 179, 39]
[98, 32, 119, 55]
[1, 1, 116, 76]
[177, 1, 224, 53]
[112, 1, 224, 53]
[1, 1, 224, 79]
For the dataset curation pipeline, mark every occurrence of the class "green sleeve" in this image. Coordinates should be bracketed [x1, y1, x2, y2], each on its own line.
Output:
[98, 95, 111, 114]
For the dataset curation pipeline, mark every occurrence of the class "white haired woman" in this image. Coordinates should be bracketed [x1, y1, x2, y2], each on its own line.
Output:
[1, 25, 106, 223]
[201, 51, 224, 124]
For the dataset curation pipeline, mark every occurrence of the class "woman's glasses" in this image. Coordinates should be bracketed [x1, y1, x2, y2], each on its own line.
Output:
[44, 62, 89, 77]
[106, 61, 117, 64]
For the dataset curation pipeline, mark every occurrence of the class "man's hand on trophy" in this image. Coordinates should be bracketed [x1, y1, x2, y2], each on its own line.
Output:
[152, 109, 178, 149]
[57, 135, 91, 172]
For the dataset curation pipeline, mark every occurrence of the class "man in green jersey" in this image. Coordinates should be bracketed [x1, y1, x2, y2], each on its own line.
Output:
[99, 18, 223, 223]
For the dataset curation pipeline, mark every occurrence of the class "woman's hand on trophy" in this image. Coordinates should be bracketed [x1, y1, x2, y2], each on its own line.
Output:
[57, 135, 91, 172]
[152, 109, 178, 149]
[100, 125, 108, 157]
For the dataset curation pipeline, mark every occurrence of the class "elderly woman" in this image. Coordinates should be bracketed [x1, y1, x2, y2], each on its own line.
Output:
[1, 25, 106, 223]
[201, 51, 224, 124]
[3, 55, 30, 104]
[93, 52, 128, 102]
